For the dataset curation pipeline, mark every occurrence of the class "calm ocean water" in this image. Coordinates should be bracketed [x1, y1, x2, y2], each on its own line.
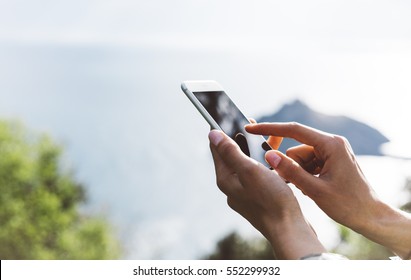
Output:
[0, 43, 410, 259]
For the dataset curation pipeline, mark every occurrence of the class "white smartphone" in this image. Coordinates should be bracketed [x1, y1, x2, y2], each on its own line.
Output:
[181, 80, 272, 167]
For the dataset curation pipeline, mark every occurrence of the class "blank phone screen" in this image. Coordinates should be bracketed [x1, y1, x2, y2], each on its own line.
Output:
[193, 91, 271, 166]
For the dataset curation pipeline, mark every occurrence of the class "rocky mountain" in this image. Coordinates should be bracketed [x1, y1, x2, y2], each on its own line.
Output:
[257, 100, 389, 156]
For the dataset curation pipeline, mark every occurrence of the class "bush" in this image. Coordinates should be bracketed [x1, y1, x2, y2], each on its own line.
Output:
[0, 120, 120, 259]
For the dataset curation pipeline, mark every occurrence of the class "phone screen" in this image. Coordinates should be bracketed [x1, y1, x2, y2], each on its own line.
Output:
[193, 91, 271, 166]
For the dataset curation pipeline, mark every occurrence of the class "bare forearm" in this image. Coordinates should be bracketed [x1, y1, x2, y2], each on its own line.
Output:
[355, 201, 411, 259]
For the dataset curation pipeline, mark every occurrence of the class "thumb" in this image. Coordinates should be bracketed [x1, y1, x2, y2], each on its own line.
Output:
[265, 150, 320, 195]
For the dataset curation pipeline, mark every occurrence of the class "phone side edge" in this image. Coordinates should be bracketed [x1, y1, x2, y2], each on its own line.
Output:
[181, 80, 224, 92]
[181, 82, 222, 131]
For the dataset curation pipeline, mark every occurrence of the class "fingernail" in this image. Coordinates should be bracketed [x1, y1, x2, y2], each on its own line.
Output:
[266, 151, 281, 168]
[208, 130, 224, 146]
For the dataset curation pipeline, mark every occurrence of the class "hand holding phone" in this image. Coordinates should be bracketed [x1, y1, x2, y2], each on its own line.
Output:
[181, 80, 272, 167]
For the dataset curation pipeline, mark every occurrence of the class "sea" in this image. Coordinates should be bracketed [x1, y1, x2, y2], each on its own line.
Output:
[0, 42, 410, 259]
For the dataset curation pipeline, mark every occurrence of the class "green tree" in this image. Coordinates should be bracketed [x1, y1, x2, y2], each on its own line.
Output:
[0, 120, 120, 259]
[332, 226, 392, 260]
[205, 232, 275, 260]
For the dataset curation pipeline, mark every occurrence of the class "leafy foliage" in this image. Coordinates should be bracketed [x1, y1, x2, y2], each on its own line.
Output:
[205, 232, 275, 260]
[0, 120, 120, 259]
[332, 226, 392, 260]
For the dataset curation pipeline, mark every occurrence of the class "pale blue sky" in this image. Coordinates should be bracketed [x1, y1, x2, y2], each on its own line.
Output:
[1, 0, 411, 45]
[2, 1, 411, 153]
[2, 0, 411, 150]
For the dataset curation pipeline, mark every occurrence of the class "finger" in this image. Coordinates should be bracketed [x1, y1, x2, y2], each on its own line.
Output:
[209, 130, 258, 172]
[209, 130, 251, 171]
[286, 145, 324, 175]
[246, 122, 330, 147]
[209, 135, 241, 195]
[209, 130, 257, 191]
[209, 140, 232, 178]
[245, 119, 283, 150]
[265, 150, 321, 196]
[267, 135, 283, 150]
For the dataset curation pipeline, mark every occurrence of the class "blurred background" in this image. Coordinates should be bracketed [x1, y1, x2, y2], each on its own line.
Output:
[1, 0, 411, 259]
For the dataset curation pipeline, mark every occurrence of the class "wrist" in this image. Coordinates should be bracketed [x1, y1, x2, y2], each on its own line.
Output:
[264, 210, 327, 259]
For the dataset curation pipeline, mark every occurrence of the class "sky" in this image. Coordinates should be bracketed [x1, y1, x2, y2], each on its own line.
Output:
[2, 0, 411, 45]
[2, 1, 411, 154]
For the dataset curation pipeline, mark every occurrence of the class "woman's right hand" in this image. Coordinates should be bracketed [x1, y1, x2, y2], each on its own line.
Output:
[246, 122, 411, 259]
